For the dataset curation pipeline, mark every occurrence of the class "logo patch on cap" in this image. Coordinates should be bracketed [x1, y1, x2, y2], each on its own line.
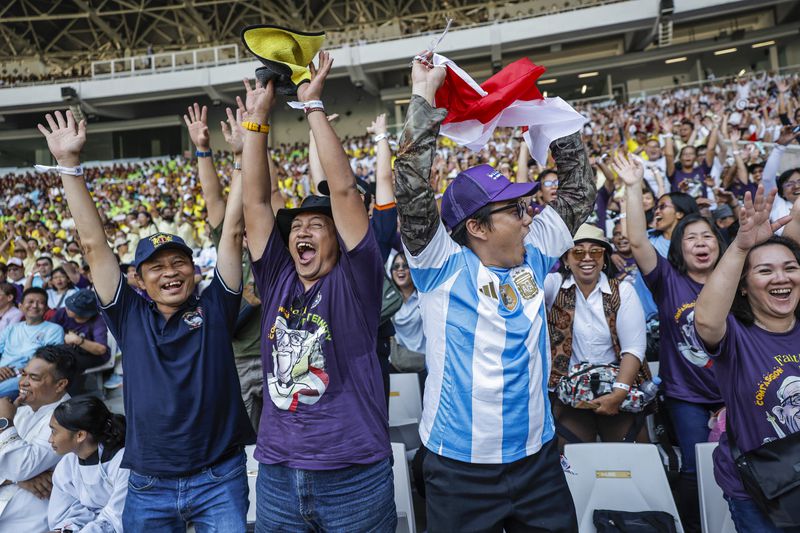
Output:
[149, 233, 173, 247]
[488, 170, 504, 180]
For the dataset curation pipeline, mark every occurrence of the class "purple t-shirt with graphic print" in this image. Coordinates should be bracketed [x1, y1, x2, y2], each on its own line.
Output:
[699, 317, 800, 499]
[251, 228, 390, 470]
[670, 160, 711, 198]
[643, 254, 722, 403]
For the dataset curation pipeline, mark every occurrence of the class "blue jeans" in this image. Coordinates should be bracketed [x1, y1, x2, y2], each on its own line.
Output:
[0, 376, 19, 400]
[665, 397, 721, 475]
[255, 458, 396, 532]
[122, 450, 249, 532]
[725, 495, 800, 533]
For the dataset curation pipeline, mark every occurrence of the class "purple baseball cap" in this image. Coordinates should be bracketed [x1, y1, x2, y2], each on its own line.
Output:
[441, 164, 539, 229]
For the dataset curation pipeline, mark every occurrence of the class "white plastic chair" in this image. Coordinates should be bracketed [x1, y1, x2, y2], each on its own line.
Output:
[245, 444, 259, 525]
[649, 361, 659, 379]
[392, 442, 417, 533]
[696, 442, 736, 533]
[83, 328, 119, 392]
[389, 374, 422, 425]
[564, 442, 683, 532]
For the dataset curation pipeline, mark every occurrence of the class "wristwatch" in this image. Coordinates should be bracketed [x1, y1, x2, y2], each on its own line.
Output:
[0, 418, 11, 431]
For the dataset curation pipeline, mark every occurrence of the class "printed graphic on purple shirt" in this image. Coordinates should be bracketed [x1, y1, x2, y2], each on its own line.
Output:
[697, 317, 800, 498]
[670, 160, 711, 199]
[643, 254, 721, 403]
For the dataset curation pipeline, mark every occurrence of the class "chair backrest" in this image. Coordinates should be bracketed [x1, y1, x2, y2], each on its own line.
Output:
[245, 444, 259, 525]
[695, 442, 736, 533]
[564, 442, 683, 532]
[389, 373, 422, 425]
[392, 442, 417, 533]
[649, 361, 660, 380]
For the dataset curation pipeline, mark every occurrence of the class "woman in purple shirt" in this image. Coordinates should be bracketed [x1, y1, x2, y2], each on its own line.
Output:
[613, 154, 725, 532]
[694, 187, 800, 532]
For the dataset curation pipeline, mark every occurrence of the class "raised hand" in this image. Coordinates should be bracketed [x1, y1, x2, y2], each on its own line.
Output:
[776, 79, 788, 94]
[411, 50, 446, 91]
[183, 103, 210, 151]
[220, 106, 244, 155]
[777, 125, 800, 146]
[242, 77, 275, 123]
[734, 185, 781, 251]
[367, 113, 387, 136]
[609, 153, 643, 186]
[660, 117, 674, 134]
[297, 50, 333, 103]
[36, 110, 86, 166]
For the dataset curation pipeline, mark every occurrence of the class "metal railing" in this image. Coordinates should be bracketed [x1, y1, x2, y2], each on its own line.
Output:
[90, 44, 240, 79]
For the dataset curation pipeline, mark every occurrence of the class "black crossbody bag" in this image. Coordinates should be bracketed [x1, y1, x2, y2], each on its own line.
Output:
[726, 420, 800, 527]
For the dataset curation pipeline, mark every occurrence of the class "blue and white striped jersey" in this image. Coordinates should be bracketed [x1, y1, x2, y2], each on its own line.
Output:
[406, 206, 572, 464]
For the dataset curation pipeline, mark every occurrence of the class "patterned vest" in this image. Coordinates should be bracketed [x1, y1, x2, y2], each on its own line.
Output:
[547, 276, 650, 389]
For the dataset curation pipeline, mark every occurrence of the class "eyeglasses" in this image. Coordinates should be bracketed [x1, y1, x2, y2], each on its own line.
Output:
[488, 200, 526, 219]
[542, 180, 559, 188]
[391, 263, 409, 271]
[570, 247, 605, 260]
[781, 394, 800, 408]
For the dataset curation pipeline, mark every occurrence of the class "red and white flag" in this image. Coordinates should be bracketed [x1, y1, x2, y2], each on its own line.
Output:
[432, 54, 586, 164]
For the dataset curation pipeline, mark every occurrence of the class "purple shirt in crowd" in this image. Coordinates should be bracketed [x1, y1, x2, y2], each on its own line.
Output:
[699, 317, 800, 499]
[670, 160, 711, 198]
[643, 255, 721, 403]
[251, 228, 390, 470]
[49, 307, 110, 361]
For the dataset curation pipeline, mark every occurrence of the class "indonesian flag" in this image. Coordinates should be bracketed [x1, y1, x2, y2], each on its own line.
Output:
[432, 54, 587, 164]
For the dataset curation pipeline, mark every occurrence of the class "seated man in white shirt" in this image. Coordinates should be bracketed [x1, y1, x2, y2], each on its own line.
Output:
[0, 345, 75, 531]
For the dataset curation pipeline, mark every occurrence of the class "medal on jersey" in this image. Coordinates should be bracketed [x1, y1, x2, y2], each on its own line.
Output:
[511, 268, 539, 300]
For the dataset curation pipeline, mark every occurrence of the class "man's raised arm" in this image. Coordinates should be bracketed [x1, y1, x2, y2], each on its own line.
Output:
[394, 52, 447, 256]
[36, 111, 119, 305]
[548, 130, 597, 235]
[184, 103, 225, 228]
[241, 78, 276, 262]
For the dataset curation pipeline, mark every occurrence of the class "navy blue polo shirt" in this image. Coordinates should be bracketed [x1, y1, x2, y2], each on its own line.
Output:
[99, 270, 256, 475]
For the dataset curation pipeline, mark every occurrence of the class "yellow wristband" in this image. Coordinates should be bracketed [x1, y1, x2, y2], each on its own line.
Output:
[242, 121, 270, 134]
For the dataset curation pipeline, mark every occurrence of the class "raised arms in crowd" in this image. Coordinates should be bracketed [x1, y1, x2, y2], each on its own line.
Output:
[300, 52, 369, 251]
[184, 103, 226, 229]
[614, 153, 659, 275]
[367, 113, 395, 207]
[37, 111, 119, 306]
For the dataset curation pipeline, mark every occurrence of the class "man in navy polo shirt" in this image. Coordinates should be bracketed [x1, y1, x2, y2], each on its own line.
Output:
[36, 109, 255, 531]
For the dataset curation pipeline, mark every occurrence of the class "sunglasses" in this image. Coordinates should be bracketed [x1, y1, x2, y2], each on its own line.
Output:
[570, 247, 605, 260]
[542, 179, 559, 188]
[391, 263, 409, 271]
[488, 200, 527, 219]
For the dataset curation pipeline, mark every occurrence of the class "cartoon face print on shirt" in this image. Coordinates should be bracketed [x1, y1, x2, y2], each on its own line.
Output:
[676, 308, 711, 367]
[772, 375, 800, 436]
[267, 315, 330, 412]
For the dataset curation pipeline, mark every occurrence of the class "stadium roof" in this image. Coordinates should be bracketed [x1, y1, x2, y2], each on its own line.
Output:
[0, 0, 535, 63]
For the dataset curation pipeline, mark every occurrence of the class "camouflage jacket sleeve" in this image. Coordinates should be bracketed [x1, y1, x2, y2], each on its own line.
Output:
[394, 95, 449, 256]
[548, 131, 597, 235]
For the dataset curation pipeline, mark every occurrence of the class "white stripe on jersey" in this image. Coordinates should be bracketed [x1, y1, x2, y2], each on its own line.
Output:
[406, 206, 572, 464]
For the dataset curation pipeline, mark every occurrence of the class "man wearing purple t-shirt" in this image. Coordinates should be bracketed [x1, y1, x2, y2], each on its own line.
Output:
[664, 117, 719, 200]
[241, 52, 394, 532]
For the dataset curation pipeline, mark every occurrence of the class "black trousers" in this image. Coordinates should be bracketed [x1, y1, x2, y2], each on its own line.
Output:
[423, 439, 578, 533]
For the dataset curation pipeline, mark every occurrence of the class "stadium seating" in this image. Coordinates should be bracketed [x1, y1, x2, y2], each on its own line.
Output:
[696, 442, 735, 533]
[392, 442, 417, 533]
[564, 442, 684, 532]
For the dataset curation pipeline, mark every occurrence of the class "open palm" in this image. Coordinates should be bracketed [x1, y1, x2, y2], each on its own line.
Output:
[183, 103, 209, 150]
[609, 153, 643, 186]
[735, 185, 778, 251]
[37, 110, 86, 164]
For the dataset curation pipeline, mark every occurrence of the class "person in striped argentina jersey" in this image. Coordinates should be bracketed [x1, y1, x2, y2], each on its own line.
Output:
[395, 51, 596, 532]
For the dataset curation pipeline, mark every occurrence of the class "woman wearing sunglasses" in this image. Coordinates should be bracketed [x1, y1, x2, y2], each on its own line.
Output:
[544, 224, 648, 446]
[389, 252, 426, 371]
[692, 186, 800, 532]
[613, 153, 727, 532]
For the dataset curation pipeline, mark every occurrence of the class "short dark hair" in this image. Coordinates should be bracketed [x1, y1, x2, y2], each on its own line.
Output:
[32, 345, 78, 385]
[0, 282, 16, 299]
[664, 192, 700, 217]
[667, 214, 727, 275]
[732, 236, 800, 326]
[451, 204, 494, 247]
[776, 168, 800, 200]
[22, 287, 48, 302]
[35, 256, 53, 266]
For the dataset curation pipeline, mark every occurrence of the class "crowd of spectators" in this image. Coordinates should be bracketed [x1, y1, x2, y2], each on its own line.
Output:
[0, 65, 798, 531]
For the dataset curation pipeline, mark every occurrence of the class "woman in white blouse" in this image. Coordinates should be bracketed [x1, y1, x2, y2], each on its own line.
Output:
[47, 396, 128, 533]
[545, 224, 648, 445]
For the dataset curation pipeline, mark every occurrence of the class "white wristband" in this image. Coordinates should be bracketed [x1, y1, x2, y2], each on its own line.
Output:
[34, 164, 84, 176]
[612, 382, 631, 392]
[373, 133, 388, 143]
[662, 133, 673, 139]
[287, 100, 324, 111]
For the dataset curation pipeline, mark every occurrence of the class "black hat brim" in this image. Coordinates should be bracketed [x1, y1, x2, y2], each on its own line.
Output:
[275, 205, 334, 245]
